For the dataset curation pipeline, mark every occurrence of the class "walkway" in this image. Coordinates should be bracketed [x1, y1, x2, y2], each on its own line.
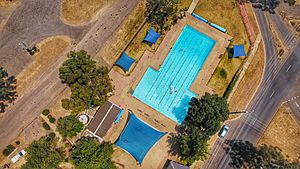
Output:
[237, 0, 256, 44]
[187, 0, 199, 14]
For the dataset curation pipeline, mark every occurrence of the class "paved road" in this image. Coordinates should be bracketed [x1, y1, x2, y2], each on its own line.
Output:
[0, 0, 88, 75]
[285, 77, 300, 125]
[0, 0, 139, 151]
[202, 7, 300, 169]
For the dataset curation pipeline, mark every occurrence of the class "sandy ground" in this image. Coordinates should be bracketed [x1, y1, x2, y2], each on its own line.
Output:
[229, 42, 264, 113]
[258, 106, 300, 162]
[0, 0, 18, 7]
[60, 0, 116, 25]
[16, 36, 72, 96]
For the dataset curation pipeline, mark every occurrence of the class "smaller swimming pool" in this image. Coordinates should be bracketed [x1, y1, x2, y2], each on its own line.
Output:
[133, 25, 215, 124]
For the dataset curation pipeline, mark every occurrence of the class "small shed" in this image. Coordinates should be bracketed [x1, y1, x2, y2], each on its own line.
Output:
[87, 101, 122, 140]
[233, 44, 246, 58]
[115, 52, 135, 72]
[144, 27, 161, 44]
[167, 161, 190, 169]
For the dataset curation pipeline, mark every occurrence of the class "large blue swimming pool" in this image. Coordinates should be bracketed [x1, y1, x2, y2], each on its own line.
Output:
[132, 25, 216, 124]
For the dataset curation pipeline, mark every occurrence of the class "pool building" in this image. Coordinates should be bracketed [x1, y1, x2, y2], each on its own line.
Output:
[133, 25, 215, 124]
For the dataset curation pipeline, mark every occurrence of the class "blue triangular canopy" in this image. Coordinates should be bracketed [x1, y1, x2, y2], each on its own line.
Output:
[144, 27, 161, 44]
[233, 44, 246, 58]
[115, 52, 135, 71]
[115, 113, 166, 165]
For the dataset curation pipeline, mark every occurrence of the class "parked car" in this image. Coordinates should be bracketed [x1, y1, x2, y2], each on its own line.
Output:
[218, 125, 230, 138]
[11, 149, 26, 163]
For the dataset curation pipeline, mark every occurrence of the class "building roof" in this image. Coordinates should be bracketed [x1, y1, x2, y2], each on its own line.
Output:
[115, 52, 135, 72]
[115, 113, 166, 165]
[233, 44, 246, 58]
[167, 161, 190, 169]
[87, 101, 121, 139]
[144, 27, 161, 44]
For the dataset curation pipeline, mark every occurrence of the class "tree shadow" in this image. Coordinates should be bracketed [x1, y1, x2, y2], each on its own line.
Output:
[166, 125, 183, 157]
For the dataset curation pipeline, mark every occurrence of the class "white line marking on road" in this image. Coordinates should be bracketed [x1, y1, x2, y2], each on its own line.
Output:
[286, 65, 292, 72]
[296, 102, 300, 109]
[270, 91, 275, 98]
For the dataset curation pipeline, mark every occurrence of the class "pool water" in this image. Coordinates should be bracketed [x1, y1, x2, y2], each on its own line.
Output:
[132, 25, 216, 124]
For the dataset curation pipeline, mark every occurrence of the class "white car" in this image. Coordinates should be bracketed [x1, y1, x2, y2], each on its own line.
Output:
[11, 149, 26, 163]
[218, 125, 230, 138]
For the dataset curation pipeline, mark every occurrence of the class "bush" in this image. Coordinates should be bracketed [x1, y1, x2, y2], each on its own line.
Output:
[42, 122, 51, 130]
[42, 109, 50, 116]
[2, 144, 15, 156]
[49, 117, 56, 123]
[219, 68, 227, 79]
[48, 132, 56, 139]
[15, 141, 20, 145]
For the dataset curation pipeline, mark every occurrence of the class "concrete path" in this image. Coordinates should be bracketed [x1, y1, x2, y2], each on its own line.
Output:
[0, 0, 139, 151]
[187, 0, 199, 14]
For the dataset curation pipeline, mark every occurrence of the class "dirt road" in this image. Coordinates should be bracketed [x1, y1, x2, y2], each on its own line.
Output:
[0, 0, 139, 150]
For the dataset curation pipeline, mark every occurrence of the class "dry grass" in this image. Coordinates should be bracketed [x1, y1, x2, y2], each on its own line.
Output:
[194, 0, 250, 96]
[0, 0, 18, 7]
[16, 36, 71, 96]
[60, 0, 113, 25]
[258, 106, 300, 162]
[95, 0, 146, 70]
[229, 42, 264, 113]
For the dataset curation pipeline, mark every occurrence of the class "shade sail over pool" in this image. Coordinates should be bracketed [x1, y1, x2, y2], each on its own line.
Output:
[115, 113, 166, 165]
[144, 27, 161, 44]
[233, 44, 246, 58]
[115, 52, 135, 71]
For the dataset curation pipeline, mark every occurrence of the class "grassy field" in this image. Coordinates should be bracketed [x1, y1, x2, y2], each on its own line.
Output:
[229, 42, 264, 113]
[0, 0, 18, 7]
[194, 0, 250, 96]
[60, 0, 114, 25]
[16, 36, 71, 96]
[258, 106, 300, 162]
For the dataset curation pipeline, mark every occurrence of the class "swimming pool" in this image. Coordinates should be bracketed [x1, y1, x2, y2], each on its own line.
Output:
[132, 25, 216, 124]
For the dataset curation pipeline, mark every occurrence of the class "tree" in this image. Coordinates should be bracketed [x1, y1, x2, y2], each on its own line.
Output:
[59, 50, 113, 114]
[145, 0, 179, 33]
[22, 135, 64, 169]
[225, 140, 300, 169]
[248, 0, 280, 13]
[184, 93, 229, 136]
[0, 67, 17, 113]
[177, 93, 229, 165]
[57, 115, 84, 137]
[70, 137, 116, 169]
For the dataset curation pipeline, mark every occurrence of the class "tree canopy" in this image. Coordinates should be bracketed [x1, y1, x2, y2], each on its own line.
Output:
[22, 135, 64, 169]
[177, 93, 229, 165]
[59, 50, 113, 114]
[70, 137, 116, 169]
[57, 115, 84, 137]
[225, 140, 300, 168]
[0, 67, 17, 113]
[145, 0, 179, 33]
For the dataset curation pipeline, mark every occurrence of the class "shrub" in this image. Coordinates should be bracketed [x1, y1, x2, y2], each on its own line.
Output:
[2, 144, 15, 156]
[15, 141, 20, 145]
[42, 109, 50, 116]
[48, 132, 56, 139]
[219, 68, 227, 79]
[42, 122, 51, 130]
[49, 117, 56, 123]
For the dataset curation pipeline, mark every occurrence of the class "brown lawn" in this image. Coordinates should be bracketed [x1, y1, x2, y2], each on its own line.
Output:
[194, 0, 250, 96]
[258, 106, 300, 162]
[229, 42, 264, 113]
[16, 36, 71, 96]
[60, 0, 115, 25]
